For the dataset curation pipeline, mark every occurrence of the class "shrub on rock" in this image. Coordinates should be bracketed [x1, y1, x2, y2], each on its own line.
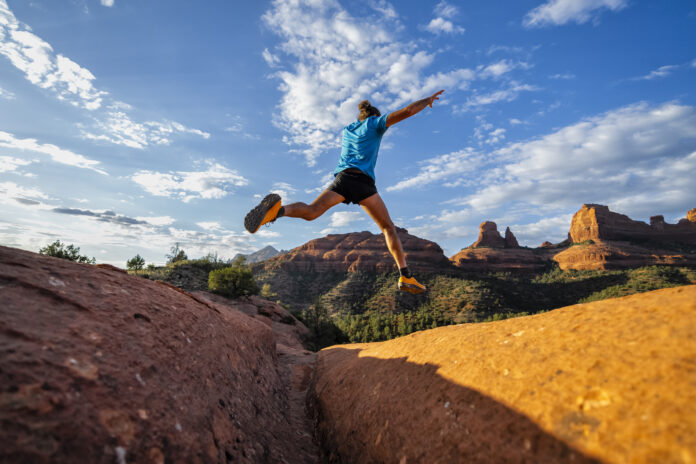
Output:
[209, 265, 259, 298]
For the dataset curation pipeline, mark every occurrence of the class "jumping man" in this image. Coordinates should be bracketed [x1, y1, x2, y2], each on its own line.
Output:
[244, 90, 445, 294]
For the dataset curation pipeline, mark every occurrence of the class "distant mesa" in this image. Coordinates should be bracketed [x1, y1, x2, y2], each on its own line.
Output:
[251, 204, 696, 274]
[254, 228, 450, 273]
[569, 203, 696, 245]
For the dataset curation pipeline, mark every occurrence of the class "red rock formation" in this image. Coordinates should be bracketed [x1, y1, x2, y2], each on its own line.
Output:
[0, 246, 319, 463]
[311, 286, 696, 463]
[540, 241, 554, 248]
[504, 226, 520, 248]
[553, 241, 696, 270]
[256, 228, 450, 273]
[450, 248, 545, 271]
[570, 204, 696, 244]
[472, 221, 506, 248]
[688, 208, 696, 222]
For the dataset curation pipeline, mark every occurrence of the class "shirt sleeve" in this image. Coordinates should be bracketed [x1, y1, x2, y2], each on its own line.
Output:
[375, 113, 388, 134]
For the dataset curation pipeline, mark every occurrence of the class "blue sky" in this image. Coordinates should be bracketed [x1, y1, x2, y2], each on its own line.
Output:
[1, 0, 695, 266]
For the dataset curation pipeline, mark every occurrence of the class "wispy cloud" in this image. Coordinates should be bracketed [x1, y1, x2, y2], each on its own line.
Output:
[457, 82, 538, 112]
[390, 102, 696, 199]
[0, 85, 15, 99]
[130, 161, 249, 202]
[0, 130, 106, 174]
[100, 0, 115, 7]
[262, 0, 526, 165]
[0, 155, 33, 173]
[391, 102, 696, 247]
[320, 211, 364, 234]
[633, 60, 696, 81]
[270, 181, 296, 202]
[0, 2, 106, 109]
[425, 1, 465, 35]
[0, 1, 208, 148]
[549, 72, 575, 79]
[524, 0, 628, 28]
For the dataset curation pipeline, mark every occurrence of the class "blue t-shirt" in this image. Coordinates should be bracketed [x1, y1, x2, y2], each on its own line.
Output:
[333, 113, 388, 181]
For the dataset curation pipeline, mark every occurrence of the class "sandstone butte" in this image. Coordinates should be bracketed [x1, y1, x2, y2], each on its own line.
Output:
[449, 205, 696, 271]
[0, 245, 320, 463]
[555, 205, 696, 270]
[450, 221, 551, 271]
[254, 227, 451, 274]
[312, 285, 696, 463]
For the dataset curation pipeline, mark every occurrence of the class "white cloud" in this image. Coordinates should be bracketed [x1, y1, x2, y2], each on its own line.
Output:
[136, 216, 175, 226]
[131, 161, 248, 202]
[509, 118, 526, 125]
[262, 48, 281, 68]
[370, 0, 398, 19]
[0, 1, 208, 148]
[0, 200, 258, 266]
[0, 181, 51, 204]
[390, 102, 696, 246]
[0, 155, 33, 173]
[320, 210, 364, 234]
[457, 82, 538, 111]
[262, 0, 522, 166]
[425, 17, 465, 35]
[636, 64, 680, 81]
[549, 72, 575, 79]
[0, 3, 106, 109]
[270, 181, 296, 202]
[434, 1, 458, 19]
[524, 0, 627, 28]
[257, 229, 280, 238]
[100, 0, 115, 7]
[0, 130, 106, 174]
[81, 112, 210, 149]
[0, 85, 15, 99]
[197, 221, 222, 230]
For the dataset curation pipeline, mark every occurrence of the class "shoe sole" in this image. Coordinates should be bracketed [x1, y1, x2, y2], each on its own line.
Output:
[244, 193, 281, 234]
[398, 282, 426, 294]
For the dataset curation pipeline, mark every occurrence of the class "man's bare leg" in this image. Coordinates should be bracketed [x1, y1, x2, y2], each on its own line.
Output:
[359, 193, 407, 269]
[283, 190, 344, 221]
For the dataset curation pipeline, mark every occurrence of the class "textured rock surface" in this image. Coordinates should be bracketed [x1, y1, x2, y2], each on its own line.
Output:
[570, 204, 696, 244]
[471, 221, 506, 248]
[450, 247, 546, 271]
[255, 228, 450, 273]
[504, 226, 520, 248]
[311, 286, 696, 463]
[553, 241, 696, 270]
[688, 208, 696, 223]
[0, 246, 318, 463]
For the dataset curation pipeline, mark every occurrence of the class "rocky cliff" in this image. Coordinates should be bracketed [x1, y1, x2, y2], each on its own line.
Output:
[255, 228, 451, 274]
[449, 206, 696, 271]
[0, 246, 319, 463]
[570, 204, 696, 244]
[311, 285, 696, 463]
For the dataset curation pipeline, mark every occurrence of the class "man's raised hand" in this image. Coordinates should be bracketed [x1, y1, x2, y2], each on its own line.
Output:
[428, 90, 444, 108]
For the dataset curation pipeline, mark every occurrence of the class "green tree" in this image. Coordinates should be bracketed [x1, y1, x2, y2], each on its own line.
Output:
[166, 242, 187, 264]
[208, 261, 259, 298]
[38, 240, 95, 264]
[261, 283, 276, 299]
[126, 254, 146, 273]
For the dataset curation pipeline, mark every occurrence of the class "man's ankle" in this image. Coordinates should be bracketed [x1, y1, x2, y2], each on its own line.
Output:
[399, 266, 412, 278]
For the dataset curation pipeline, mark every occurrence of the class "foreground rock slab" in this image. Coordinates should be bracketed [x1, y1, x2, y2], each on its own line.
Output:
[311, 286, 696, 463]
[0, 246, 317, 463]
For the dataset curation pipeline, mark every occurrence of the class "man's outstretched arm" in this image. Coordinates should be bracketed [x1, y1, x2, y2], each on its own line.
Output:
[386, 90, 444, 128]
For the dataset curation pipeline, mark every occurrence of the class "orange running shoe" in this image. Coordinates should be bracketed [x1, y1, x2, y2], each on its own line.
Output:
[398, 275, 427, 294]
[244, 193, 282, 234]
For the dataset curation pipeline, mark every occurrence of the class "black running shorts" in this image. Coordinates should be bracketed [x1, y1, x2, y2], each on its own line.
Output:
[328, 169, 378, 205]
